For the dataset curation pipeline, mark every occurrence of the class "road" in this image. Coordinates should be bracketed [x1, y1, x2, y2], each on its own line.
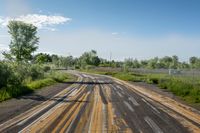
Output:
[0, 71, 200, 133]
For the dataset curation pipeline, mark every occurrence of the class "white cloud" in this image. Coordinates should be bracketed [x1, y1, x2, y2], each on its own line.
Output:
[0, 14, 72, 30]
[111, 32, 119, 35]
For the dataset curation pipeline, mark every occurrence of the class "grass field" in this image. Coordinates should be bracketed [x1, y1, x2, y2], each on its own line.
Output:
[83, 69, 200, 104]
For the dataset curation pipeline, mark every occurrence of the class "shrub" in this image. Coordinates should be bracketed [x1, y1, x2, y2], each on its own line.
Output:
[10, 63, 44, 83]
[43, 66, 51, 72]
[85, 65, 95, 70]
[29, 65, 44, 80]
[150, 78, 159, 84]
[50, 71, 69, 82]
[0, 62, 12, 88]
[0, 62, 20, 89]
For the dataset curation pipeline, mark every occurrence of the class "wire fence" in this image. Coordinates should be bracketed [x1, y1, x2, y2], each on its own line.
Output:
[94, 67, 200, 78]
[130, 68, 200, 77]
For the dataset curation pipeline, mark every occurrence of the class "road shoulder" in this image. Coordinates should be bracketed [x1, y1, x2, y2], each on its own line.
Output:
[131, 82, 200, 111]
[0, 82, 74, 124]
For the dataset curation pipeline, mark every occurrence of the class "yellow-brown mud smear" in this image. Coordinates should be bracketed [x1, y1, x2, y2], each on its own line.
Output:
[106, 85, 132, 133]
[107, 102, 120, 133]
[22, 85, 88, 133]
[28, 102, 69, 133]
[90, 86, 103, 133]
[56, 92, 89, 133]
[103, 85, 112, 102]
[0, 84, 78, 131]
[74, 87, 95, 133]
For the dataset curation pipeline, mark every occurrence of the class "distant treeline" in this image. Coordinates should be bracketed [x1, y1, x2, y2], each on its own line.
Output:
[24, 52, 200, 70]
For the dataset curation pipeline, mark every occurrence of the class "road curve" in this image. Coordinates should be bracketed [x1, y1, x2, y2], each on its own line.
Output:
[0, 71, 200, 133]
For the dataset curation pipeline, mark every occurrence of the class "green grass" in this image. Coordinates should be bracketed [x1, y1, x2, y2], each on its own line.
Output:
[27, 78, 56, 90]
[82, 69, 146, 82]
[0, 86, 33, 102]
[83, 69, 200, 104]
[0, 71, 76, 102]
[158, 78, 200, 103]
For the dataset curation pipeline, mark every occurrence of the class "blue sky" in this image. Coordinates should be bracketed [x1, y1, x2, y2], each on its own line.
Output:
[0, 0, 200, 61]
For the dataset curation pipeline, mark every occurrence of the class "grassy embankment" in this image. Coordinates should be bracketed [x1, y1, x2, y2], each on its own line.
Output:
[84, 69, 200, 104]
[0, 71, 76, 102]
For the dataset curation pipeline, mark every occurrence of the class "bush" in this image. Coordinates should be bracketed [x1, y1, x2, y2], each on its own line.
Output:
[0, 85, 33, 102]
[43, 66, 51, 72]
[85, 65, 95, 70]
[50, 71, 69, 82]
[10, 63, 45, 83]
[0, 62, 12, 88]
[0, 62, 20, 88]
[29, 65, 44, 80]
[75, 65, 80, 69]
[158, 79, 168, 89]
[151, 78, 159, 84]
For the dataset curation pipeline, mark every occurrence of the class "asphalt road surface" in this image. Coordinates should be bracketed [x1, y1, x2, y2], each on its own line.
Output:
[0, 71, 200, 133]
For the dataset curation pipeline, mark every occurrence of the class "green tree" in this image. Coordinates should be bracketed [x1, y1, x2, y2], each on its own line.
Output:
[189, 57, 199, 68]
[170, 55, 179, 69]
[124, 58, 134, 68]
[33, 53, 52, 64]
[140, 60, 148, 68]
[51, 54, 59, 67]
[180, 62, 190, 69]
[4, 21, 39, 62]
[147, 57, 159, 69]
[91, 56, 101, 66]
[79, 50, 100, 67]
[59, 56, 75, 68]
[159, 56, 172, 69]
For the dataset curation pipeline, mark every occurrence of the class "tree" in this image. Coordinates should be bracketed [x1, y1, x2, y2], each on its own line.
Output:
[132, 59, 140, 68]
[91, 56, 101, 66]
[59, 56, 75, 68]
[140, 60, 148, 68]
[147, 57, 159, 69]
[33, 53, 52, 64]
[4, 21, 39, 62]
[124, 58, 134, 68]
[159, 56, 172, 68]
[51, 54, 59, 67]
[79, 50, 100, 67]
[170, 55, 179, 69]
[180, 62, 190, 69]
[189, 57, 198, 68]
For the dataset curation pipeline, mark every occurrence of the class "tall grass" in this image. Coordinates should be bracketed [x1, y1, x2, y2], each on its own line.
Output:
[0, 61, 75, 102]
[0, 72, 74, 102]
[85, 69, 200, 104]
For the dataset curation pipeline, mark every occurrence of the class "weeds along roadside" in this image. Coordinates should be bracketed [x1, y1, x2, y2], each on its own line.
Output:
[0, 61, 75, 102]
[82, 69, 200, 104]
